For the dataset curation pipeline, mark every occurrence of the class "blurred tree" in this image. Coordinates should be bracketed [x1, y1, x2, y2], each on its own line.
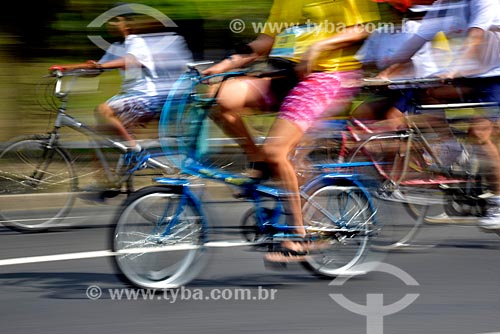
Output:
[0, 0, 272, 60]
[1, 0, 68, 59]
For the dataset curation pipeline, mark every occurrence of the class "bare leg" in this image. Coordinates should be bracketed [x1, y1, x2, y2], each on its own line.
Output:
[469, 118, 500, 194]
[262, 118, 306, 238]
[210, 77, 272, 162]
[95, 103, 136, 146]
[351, 97, 405, 132]
[473, 118, 500, 229]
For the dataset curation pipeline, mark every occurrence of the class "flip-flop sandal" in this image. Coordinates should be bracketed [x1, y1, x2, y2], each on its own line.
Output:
[280, 237, 331, 254]
[264, 250, 309, 263]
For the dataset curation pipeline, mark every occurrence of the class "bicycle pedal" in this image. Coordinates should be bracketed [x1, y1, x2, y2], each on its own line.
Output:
[101, 189, 121, 198]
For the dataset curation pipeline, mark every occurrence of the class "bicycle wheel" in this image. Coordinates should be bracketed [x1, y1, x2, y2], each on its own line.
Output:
[347, 135, 433, 250]
[111, 186, 206, 289]
[0, 135, 77, 232]
[301, 179, 375, 277]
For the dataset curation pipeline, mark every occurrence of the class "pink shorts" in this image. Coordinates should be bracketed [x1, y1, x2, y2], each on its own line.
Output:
[279, 70, 361, 132]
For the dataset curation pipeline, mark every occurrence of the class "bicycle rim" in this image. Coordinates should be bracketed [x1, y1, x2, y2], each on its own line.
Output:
[0, 136, 77, 231]
[301, 182, 374, 277]
[112, 186, 206, 289]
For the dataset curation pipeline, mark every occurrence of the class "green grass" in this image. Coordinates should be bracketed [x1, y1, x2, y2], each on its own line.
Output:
[0, 60, 122, 142]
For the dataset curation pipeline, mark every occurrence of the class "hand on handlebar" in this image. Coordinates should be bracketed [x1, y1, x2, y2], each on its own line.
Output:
[48, 64, 68, 72]
[49, 60, 102, 72]
[435, 69, 462, 80]
[48, 61, 104, 77]
[201, 59, 235, 76]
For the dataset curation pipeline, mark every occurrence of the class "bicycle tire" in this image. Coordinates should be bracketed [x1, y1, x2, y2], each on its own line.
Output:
[111, 185, 207, 289]
[301, 178, 375, 277]
[0, 135, 77, 232]
[347, 135, 433, 250]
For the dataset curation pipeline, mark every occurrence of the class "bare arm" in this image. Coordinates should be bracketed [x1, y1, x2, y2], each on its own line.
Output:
[383, 34, 428, 68]
[443, 27, 487, 78]
[202, 34, 275, 75]
[297, 25, 370, 78]
[50, 54, 137, 71]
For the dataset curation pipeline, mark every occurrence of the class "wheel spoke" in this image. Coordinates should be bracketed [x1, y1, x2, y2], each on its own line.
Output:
[112, 187, 206, 288]
[0, 137, 76, 231]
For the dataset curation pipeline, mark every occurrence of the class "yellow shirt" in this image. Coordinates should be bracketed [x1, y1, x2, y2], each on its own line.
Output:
[266, 0, 381, 72]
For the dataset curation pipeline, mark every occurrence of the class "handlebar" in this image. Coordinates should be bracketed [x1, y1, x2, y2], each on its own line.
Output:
[46, 68, 104, 78]
[362, 75, 500, 89]
[362, 77, 453, 89]
[45, 68, 104, 99]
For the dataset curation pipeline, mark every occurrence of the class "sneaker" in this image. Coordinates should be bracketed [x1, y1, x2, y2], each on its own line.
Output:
[375, 189, 408, 203]
[122, 146, 146, 166]
[425, 212, 478, 224]
[478, 203, 500, 230]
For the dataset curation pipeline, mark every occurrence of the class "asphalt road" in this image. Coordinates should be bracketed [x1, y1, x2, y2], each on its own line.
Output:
[0, 193, 499, 334]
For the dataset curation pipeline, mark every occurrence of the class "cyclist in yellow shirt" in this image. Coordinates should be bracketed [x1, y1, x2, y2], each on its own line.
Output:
[204, 0, 381, 262]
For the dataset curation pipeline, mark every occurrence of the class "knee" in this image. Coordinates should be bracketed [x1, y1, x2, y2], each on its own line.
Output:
[261, 145, 286, 166]
[95, 103, 115, 119]
[210, 107, 240, 125]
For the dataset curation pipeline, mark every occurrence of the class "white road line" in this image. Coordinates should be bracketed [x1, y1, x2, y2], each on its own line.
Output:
[0, 250, 115, 266]
[0, 241, 261, 267]
[2, 214, 112, 223]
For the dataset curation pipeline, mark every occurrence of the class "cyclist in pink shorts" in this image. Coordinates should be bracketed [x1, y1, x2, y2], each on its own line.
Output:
[206, 0, 382, 262]
[261, 43, 368, 262]
[279, 72, 362, 132]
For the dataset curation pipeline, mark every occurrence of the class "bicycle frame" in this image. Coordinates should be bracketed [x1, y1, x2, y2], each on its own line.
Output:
[47, 69, 176, 187]
[152, 162, 378, 244]
[336, 79, 498, 190]
[348, 121, 447, 187]
[156, 63, 379, 239]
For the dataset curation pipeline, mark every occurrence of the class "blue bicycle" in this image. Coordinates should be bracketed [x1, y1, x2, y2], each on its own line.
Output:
[110, 63, 380, 289]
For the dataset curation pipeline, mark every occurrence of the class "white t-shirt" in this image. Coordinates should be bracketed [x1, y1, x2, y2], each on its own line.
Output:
[416, 0, 500, 41]
[98, 42, 126, 78]
[122, 32, 192, 96]
[414, 0, 500, 76]
[356, 20, 445, 78]
[98, 42, 125, 63]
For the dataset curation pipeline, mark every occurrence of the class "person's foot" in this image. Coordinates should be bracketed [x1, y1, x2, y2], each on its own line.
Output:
[375, 189, 407, 202]
[264, 251, 308, 263]
[263, 238, 330, 263]
[425, 212, 479, 224]
[478, 201, 500, 230]
[478, 217, 500, 230]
